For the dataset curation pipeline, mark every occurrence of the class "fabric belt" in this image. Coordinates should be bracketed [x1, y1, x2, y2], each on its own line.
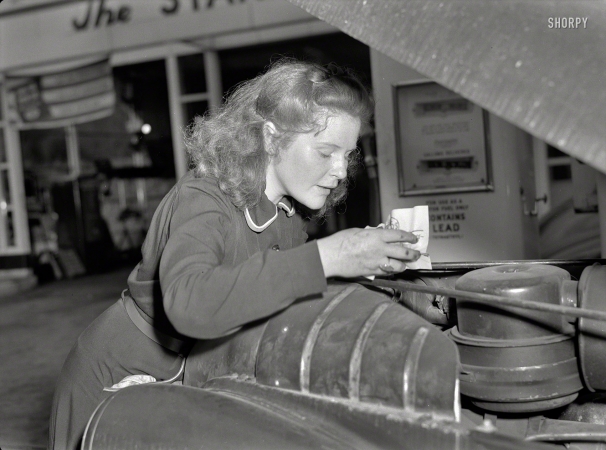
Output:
[122, 289, 192, 355]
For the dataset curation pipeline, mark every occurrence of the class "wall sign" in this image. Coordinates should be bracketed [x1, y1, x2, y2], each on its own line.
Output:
[0, 0, 305, 72]
[393, 81, 493, 196]
[426, 197, 468, 240]
[71, 0, 263, 31]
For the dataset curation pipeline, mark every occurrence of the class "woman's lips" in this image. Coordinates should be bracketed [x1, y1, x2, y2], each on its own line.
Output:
[317, 185, 335, 194]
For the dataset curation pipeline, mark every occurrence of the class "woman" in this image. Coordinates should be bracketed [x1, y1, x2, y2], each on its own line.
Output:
[49, 58, 420, 449]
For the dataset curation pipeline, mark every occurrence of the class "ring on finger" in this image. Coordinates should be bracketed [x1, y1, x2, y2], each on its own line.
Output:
[379, 260, 395, 272]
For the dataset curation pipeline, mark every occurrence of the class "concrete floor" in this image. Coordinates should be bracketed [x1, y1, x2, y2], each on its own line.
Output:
[0, 265, 133, 450]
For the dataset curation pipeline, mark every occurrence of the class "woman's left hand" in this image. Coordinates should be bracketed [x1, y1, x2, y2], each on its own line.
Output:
[316, 227, 421, 278]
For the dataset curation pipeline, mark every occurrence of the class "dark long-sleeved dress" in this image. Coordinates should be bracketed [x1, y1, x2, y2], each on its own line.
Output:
[48, 172, 327, 449]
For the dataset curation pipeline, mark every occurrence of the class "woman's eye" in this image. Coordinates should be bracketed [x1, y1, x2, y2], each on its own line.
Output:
[318, 150, 331, 159]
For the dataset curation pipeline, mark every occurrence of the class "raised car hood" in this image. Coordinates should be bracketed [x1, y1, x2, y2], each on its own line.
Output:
[286, 0, 606, 174]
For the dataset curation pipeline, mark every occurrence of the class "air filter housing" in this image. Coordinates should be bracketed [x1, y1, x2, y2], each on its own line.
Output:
[446, 264, 583, 413]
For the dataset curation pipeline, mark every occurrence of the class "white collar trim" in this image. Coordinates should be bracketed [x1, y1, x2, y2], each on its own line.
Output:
[244, 207, 278, 233]
[278, 200, 296, 217]
[244, 201, 295, 233]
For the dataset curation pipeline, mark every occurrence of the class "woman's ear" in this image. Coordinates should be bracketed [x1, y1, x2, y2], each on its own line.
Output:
[263, 121, 278, 156]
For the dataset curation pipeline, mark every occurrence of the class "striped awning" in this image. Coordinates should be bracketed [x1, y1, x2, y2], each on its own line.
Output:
[286, 0, 606, 174]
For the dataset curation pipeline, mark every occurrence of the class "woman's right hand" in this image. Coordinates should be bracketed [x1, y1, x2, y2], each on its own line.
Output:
[316, 227, 421, 278]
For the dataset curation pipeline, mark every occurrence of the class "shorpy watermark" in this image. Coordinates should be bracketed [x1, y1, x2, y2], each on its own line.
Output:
[548, 17, 588, 29]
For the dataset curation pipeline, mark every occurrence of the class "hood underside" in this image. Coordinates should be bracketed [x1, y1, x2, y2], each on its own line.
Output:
[287, 0, 606, 174]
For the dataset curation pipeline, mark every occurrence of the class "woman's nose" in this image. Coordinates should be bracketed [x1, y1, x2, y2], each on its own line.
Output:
[331, 155, 347, 179]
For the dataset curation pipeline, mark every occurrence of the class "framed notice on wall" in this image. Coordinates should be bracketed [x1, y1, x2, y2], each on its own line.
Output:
[393, 81, 493, 196]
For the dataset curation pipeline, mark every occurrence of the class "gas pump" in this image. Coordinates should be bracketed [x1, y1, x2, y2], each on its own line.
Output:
[371, 53, 540, 262]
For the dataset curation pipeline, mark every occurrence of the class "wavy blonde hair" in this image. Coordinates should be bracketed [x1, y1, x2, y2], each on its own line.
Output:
[184, 58, 373, 216]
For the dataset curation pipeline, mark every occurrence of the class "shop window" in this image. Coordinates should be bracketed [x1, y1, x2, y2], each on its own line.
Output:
[20, 128, 70, 179]
[547, 144, 572, 181]
[5, 210, 15, 247]
[0, 168, 15, 247]
[185, 100, 209, 127]
[0, 129, 6, 163]
[1, 168, 11, 206]
[550, 164, 572, 181]
[0, 93, 5, 170]
[84, 60, 176, 255]
[177, 53, 210, 127]
[17, 59, 176, 263]
[112, 60, 173, 175]
[76, 114, 133, 174]
[178, 54, 207, 94]
[547, 146, 568, 158]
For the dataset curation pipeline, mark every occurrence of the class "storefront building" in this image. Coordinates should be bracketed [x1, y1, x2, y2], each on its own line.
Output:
[0, 0, 373, 285]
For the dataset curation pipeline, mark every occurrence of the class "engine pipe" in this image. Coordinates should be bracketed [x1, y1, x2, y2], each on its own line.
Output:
[363, 278, 606, 322]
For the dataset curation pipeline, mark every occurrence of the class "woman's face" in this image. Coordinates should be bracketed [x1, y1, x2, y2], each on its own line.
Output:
[265, 112, 361, 210]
